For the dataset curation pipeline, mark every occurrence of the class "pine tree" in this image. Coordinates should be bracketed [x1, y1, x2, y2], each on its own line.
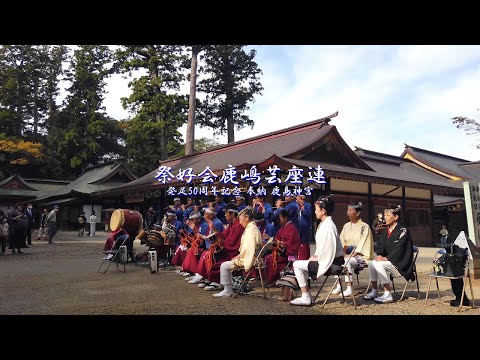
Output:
[197, 45, 263, 143]
[115, 45, 188, 175]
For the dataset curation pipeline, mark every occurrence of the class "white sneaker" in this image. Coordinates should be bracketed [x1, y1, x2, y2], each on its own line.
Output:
[374, 293, 394, 303]
[363, 291, 378, 300]
[213, 289, 233, 298]
[331, 285, 342, 295]
[176, 269, 183, 274]
[290, 296, 312, 306]
[342, 287, 353, 297]
[182, 272, 192, 277]
[185, 276, 195, 281]
[198, 282, 209, 288]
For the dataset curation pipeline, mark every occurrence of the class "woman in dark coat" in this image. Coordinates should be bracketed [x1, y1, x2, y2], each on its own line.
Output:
[363, 204, 414, 304]
[8, 204, 28, 254]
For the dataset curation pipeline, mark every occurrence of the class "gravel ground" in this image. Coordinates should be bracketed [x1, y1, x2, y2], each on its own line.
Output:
[0, 232, 479, 315]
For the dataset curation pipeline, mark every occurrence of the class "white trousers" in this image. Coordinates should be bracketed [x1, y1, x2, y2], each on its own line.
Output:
[90, 223, 96, 237]
[220, 260, 235, 286]
[368, 260, 401, 285]
[293, 260, 310, 288]
[334, 256, 359, 283]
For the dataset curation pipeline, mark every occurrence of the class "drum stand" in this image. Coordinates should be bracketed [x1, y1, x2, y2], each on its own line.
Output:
[161, 245, 176, 271]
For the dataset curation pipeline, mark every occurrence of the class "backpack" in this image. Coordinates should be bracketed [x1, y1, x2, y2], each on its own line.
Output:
[275, 274, 300, 301]
[434, 244, 468, 277]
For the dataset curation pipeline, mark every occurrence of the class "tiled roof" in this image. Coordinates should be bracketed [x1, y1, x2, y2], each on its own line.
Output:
[401, 144, 476, 180]
[35, 161, 136, 201]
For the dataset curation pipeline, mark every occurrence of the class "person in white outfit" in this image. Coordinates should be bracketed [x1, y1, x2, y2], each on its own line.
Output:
[90, 211, 97, 237]
[290, 195, 344, 306]
[213, 207, 262, 298]
[332, 202, 374, 297]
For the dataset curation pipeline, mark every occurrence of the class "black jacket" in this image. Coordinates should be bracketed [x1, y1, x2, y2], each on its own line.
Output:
[376, 223, 415, 281]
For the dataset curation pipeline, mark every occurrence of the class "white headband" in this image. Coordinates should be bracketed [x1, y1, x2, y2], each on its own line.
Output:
[205, 208, 217, 215]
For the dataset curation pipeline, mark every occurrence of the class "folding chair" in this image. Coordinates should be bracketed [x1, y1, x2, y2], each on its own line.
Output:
[233, 240, 273, 300]
[425, 247, 475, 312]
[98, 235, 130, 274]
[312, 251, 357, 309]
[389, 245, 420, 301]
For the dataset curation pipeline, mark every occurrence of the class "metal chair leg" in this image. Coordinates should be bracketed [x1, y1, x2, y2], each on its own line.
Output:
[459, 275, 467, 312]
[257, 264, 267, 300]
[467, 272, 475, 309]
[320, 278, 339, 309]
[415, 271, 420, 300]
[425, 277, 433, 306]
[312, 276, 329, 305]
[435, 278, 441, 301]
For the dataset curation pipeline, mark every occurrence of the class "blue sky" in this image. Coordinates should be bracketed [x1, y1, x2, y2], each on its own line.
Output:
[102, 45, 480, 161]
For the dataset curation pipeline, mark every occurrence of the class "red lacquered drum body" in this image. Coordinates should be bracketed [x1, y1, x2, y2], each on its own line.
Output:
[110, 209, 143, 239]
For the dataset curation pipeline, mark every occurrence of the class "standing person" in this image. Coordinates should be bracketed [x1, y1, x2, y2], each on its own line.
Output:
[0, 212, 8, 255]
[439, 225, 449, 248]
[78, 212, 87, 236]
[89, 211, 97, 237]
[144, 207, 157, 230]
[363, 205, 414, 304]
[25, 203, 34, 246]
[290, 195, 344, 306]
[37, 208, 49, 241]
[296, 195, 312, 260]
[46, 205, 60, 244]
[332, 202, 374, 297]
[8, 204, 29, 253]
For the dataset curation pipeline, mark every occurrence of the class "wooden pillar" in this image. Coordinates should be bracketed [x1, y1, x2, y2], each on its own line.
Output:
[368, 182, 373, 227]
[430, 190, 435, 247]
[402, 186, 407, 222]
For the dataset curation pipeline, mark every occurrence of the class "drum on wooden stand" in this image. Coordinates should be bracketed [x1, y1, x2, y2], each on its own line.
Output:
[110, 209, 143, 239]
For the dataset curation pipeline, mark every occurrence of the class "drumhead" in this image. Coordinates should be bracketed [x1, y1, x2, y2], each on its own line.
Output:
[110, 209, 124, 232]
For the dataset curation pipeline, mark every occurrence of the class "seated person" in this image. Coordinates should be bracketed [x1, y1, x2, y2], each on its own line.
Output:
[332, 202, 374, 297]
[262, 209, 301, 285]
[364, 205, 414, 304]
[196, 203, 244, 291]
[290, 195, 344, 306]
[213, 207, 262, 298]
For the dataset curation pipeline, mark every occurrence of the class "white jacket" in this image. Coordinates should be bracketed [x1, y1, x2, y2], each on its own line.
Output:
[314, 216, 343, 279]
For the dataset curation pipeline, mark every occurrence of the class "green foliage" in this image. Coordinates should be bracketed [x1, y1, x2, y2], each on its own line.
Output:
[177, 137, 221, 157]
[115, 46, 188, 175]
[197, 45, 263, 143]
[47, 46, 125, 176]
[0, 45, 68, 140]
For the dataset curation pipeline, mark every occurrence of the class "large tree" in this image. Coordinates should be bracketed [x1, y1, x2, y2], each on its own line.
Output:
[185, 45, 212, 156]
[47, 46, 125, 176]
[0, 45, 37, 138]
[115, 46, 188, 176]
[197, 45, 263, 143]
